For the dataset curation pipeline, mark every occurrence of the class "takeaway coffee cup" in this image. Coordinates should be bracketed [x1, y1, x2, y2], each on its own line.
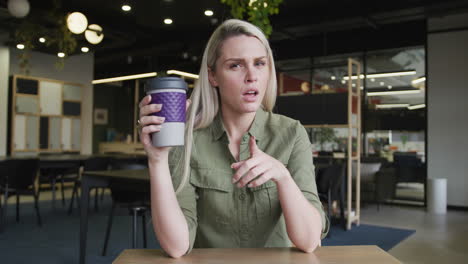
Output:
[145, 77, 188, 147]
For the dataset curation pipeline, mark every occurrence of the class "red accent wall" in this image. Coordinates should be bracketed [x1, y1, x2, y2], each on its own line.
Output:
[280, 73, 307, 94]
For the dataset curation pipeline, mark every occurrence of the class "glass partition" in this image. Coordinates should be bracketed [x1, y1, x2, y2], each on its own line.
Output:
[277, 46, 426, 205]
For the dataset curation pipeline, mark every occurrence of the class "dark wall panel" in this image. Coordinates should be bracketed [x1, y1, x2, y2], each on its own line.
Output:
[40, 117, 49, 149]
[275, 93, 348, 125]
[63, 102, 81, 116]
[16, 78, 38, 95]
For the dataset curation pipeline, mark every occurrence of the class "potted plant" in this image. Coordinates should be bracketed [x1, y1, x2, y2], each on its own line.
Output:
[315, 127, 337, 152]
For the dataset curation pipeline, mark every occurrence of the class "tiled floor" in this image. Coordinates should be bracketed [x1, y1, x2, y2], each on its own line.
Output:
[360, 204, 468, 264]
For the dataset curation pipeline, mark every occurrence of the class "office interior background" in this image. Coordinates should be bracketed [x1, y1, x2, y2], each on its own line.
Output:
[0, 0, 467, 263]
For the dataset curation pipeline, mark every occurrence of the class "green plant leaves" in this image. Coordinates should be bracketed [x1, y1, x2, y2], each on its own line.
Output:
[220, 0, 283, 38]
[12, 1, 78, 73]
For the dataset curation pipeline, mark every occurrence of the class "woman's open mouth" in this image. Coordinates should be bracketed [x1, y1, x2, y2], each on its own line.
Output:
[242, 89, 259, 102]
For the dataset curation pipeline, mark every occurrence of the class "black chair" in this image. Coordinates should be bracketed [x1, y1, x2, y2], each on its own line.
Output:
[68, 156, 110, 214]
[38, 160, 81, 209]
[102, 162, 149, 256]
[393, 152, 426, 183]
[0, 158, 42, 232]
[373, 166, 398, 210]
[316, 163, 346, 235]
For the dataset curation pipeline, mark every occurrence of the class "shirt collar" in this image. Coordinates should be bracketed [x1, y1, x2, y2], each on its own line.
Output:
[211, 108, 268, 141]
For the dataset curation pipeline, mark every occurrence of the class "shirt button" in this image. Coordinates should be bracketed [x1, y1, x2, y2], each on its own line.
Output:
[239, 193, 246, 200]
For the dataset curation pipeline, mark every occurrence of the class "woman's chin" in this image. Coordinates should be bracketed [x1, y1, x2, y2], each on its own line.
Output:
[240, 103, 261, 113]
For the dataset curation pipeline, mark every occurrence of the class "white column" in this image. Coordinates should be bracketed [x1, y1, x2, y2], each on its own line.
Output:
[428, 13, 468, 207]
[0, 46, 9, 156]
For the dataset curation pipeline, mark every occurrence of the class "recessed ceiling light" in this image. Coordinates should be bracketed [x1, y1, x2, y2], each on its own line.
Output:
[122, 5, 131, 11]
[380, 81, 384, 86]
[331, 76, 336, 80]
[39, 37, 46, 43]
[57, 52, 65, 58]
[164, 18, 173, 24]
[16, 44, 25, 50]
[387, 85, 392, 89]
[352, 83, 356, 87]
[204, 10, 214, 16]
[341, 80, 346, 84]
[81, 47, 89, 53]
[370, 78, 375, 82]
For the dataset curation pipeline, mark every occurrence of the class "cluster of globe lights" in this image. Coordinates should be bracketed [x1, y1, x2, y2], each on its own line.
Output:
[7, 0, 103, 54]
[66, 12, 104, 44]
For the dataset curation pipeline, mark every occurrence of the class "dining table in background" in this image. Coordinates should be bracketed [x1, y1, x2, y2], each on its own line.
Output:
[79, 168, 149, 264]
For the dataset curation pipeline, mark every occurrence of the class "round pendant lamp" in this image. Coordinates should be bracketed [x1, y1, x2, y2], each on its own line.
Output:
[8, 0, 30, 18]
[85, 24, 104, 44]
[67, 12, 88, 34]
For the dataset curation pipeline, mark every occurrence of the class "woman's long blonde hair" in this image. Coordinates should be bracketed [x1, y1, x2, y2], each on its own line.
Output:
[175, 19, 278, 194]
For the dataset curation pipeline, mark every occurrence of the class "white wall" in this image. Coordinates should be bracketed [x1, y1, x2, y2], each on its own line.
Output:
[428, 13, 468, 207]
[4, 49, 94, 154]
[0, 46, 9, 156]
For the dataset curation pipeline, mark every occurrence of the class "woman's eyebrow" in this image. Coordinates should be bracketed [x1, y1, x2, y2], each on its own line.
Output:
[223, 56, 267, 63]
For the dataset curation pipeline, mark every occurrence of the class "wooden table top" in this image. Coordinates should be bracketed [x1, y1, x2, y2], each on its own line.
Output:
[83, 169, 149, 181]
[113, 246, 401, 264]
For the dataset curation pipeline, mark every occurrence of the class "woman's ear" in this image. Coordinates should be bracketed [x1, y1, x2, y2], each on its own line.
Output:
[208, 67, 219, 88]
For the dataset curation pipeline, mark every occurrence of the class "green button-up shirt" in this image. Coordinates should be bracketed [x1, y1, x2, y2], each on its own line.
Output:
[169, 108, 329, 252]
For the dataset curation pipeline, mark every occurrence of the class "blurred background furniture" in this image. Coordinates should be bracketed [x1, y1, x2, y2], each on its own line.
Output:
[393, 152, 426, 183]
[353, 158, 398, 210]
[0, 158, 42, 232]
[68, 156, 111, 214]
[316, 163, 346, 235]
[102, 162, 149, 256]
[38, 155, 82, 210]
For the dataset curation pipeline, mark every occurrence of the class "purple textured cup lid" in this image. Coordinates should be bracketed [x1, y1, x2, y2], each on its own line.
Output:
[145, 77, 187, 93]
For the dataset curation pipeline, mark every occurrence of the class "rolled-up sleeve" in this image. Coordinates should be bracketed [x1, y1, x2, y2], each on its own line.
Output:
[286, 122, 330, 239]
[169, 147, 198, 254]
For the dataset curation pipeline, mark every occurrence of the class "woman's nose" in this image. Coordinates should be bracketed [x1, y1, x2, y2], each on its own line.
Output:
[245, 65, 258, 83]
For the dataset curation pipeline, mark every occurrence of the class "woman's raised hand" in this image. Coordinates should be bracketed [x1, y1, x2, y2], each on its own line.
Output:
[138, 95, 190, 162]
[231, 136, 291, 188]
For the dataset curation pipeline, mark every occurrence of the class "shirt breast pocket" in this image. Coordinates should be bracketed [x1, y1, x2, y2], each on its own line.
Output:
[251, 180, 281, 223]
[189, 167, 234, 229]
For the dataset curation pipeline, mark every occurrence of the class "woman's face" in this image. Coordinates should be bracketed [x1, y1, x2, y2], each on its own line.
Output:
[209, 35, 269, 115]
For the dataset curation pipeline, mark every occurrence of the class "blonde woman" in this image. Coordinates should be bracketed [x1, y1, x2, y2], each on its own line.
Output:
[138, 19, 329, 258]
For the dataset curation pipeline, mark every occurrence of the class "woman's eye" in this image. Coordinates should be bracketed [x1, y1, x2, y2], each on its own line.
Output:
[229, 63, 241, 69]
[255, 60, 266, 67]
